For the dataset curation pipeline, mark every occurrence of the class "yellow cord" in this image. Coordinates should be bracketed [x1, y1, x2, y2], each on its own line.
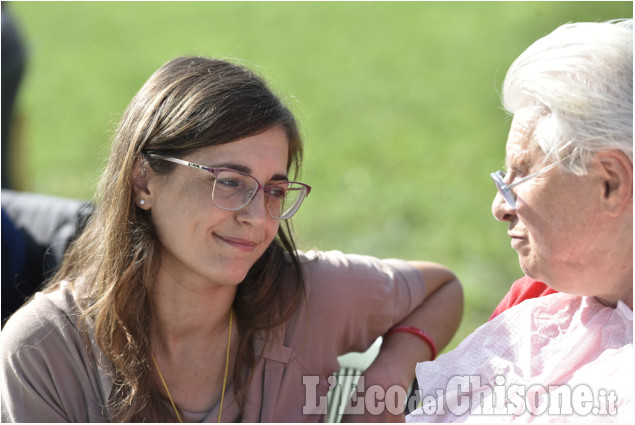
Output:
[218, 309, 232, 423]
[152, 309, 233, 423]
[152, 354, 183, 423]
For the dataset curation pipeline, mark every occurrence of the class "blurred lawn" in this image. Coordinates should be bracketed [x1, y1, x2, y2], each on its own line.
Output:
[6, 1, 632, 350]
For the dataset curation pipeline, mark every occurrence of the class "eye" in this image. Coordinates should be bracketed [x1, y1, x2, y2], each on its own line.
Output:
[217, 178, 241, 188]
[503, 165, 527, 183]
[266, 185, 288, 198]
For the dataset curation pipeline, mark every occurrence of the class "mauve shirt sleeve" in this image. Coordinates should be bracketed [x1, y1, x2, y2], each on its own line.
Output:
[299, 250, 427, 364]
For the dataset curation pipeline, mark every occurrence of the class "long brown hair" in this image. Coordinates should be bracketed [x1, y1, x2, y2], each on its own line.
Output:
[46, 56, 306, 421]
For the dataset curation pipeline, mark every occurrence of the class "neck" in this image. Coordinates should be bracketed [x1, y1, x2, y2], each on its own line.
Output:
[594, 253, 633, 310]
[152, 273, 237, 351]
[588, 217, 633, 310]
[604, 228, 633, 310]
[597, 285, 633, 310]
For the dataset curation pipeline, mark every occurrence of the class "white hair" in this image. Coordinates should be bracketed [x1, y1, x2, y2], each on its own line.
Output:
[502, 19, 633, 174]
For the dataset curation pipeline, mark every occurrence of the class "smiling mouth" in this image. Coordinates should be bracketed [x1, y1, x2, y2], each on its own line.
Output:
[216, 234, 257, 251]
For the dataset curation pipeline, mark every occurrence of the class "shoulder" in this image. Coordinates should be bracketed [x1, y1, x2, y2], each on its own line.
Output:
[288, 251, 424, 348]
[1, 281, 94, 385]
[1, 283, 90, 387]
[1, 282, 110, 422]
[295, 250, 424, 312]
[2, 282, 82, 349]
[297, 249, 422, 287]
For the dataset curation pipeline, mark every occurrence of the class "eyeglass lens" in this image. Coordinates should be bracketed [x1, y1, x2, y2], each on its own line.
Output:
[490, 171, 517, 208]
[265, 182, 307, 219]
[212, 170, 306, 219]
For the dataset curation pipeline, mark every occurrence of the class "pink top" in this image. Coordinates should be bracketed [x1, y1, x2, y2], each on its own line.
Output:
[407, 292, 633, 423]
[1, 250, 426, 422]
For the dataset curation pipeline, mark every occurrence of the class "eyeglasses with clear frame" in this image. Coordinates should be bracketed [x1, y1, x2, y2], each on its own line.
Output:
[490, 142, 574, 209]
[147, 153, 311, 220]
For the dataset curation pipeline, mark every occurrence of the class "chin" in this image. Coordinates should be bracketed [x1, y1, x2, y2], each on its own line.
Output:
[206, 267, 249, 287]
[518, 258, 544, 284]
[224, 270, 251, 286]
[214, 256, 260, 283]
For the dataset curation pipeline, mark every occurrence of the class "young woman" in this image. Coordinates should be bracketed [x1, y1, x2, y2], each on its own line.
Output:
[1, 56, 463, 422]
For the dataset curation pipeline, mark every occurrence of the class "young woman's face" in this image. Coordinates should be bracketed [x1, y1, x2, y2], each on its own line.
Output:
[142, 126, 289, 288]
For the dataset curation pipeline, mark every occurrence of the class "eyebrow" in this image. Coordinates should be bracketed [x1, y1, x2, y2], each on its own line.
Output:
[212, 162, 289, 182]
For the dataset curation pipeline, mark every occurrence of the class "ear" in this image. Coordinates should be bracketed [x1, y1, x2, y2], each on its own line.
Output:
[132, 157, 152, 209]
[594, 150, 633, 217]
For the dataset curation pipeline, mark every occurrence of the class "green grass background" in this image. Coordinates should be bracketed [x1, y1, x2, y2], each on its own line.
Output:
[6, 1, 632, 350]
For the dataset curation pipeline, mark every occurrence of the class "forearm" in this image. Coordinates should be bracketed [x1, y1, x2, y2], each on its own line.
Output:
[372, 274, 463, 388]
[340, 267, 462, 422]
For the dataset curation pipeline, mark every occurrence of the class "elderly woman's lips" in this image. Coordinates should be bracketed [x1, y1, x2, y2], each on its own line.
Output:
[509, 234, 526, 249]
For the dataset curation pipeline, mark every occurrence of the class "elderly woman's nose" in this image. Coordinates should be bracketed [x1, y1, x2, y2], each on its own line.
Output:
[492, 192, 515, 222]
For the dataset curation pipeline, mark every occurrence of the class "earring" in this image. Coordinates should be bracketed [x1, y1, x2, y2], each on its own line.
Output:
[139, 199, 146, 206]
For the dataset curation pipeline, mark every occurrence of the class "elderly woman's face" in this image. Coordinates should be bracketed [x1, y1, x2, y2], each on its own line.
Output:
[491, 108, 603, 295]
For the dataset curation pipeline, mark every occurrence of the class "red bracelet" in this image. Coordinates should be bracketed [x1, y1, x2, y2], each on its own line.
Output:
[384, 325, 438, 360]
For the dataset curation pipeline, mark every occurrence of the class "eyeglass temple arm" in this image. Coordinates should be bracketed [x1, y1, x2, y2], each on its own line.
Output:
[506, 160, 561, 190]
[505, 141, 575, 190]
[147, 153, 209, 171]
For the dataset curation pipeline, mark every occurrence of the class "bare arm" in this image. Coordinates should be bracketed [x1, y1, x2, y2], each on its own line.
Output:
[341, 261, 463, 422]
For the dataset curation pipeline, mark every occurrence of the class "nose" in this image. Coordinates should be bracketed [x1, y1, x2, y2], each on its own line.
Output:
[492, 191, 516, 222]
[236, 189, 269, 223]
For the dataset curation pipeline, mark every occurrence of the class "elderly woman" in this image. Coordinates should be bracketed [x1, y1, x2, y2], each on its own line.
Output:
[407, 19, 632, 423]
